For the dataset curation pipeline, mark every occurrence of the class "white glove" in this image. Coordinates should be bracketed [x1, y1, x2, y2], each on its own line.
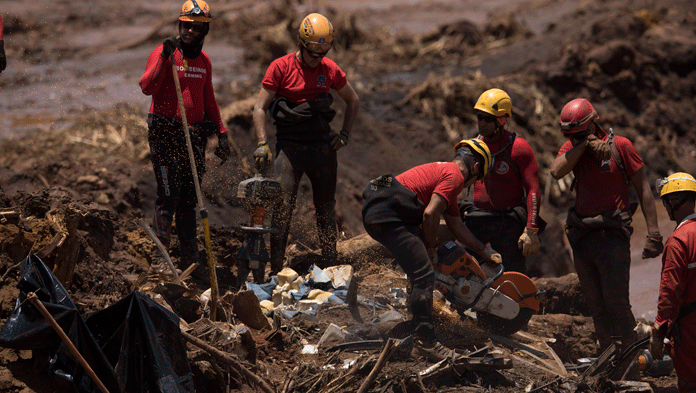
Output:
[518, 227, 540, 256]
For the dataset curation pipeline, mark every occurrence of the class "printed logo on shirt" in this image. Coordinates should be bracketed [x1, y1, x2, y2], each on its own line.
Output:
[495, 161, 509, 175]
[316, 74, 327, 87]
[176, 62, 207, 79]
[600, 159, 611, 171]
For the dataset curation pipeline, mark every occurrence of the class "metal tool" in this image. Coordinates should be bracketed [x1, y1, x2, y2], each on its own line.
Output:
[434, 241, 542, 336]
[170, 50, 219, 320]
[234, 171, 282, 287]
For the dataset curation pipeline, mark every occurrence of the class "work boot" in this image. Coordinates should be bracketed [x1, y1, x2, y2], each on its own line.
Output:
[413, 337, 457, 362]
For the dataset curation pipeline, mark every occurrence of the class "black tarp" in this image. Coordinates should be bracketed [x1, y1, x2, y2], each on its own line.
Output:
[0, 254, 194, 393]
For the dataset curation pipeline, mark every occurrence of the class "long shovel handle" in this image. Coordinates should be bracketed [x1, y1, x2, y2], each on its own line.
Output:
[26, 292, 110, 393]
[170, 51, 219, 321]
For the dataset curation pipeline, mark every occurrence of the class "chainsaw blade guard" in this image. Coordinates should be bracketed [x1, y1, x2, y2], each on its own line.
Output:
[476, 271, 539, 336]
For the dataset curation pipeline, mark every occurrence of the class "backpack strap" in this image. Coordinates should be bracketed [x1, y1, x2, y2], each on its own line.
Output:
[480, 133, 521, 180]
[607, 128, 630, 185]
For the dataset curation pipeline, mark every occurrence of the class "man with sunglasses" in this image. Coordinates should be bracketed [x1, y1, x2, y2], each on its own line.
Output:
[252, 13, 360, 275]
[459, 89, 542, 274]
[651, 173, 696, 392]
[550, 98, 662, 364]
[362, 139, 501, 362]
[139, 0, 230, 270]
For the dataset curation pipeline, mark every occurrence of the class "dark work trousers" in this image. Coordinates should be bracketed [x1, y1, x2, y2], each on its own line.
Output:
[464, 216, 526, 273]
[149, 125, 206, 265]
[364, 222, 436, 340]
[270, 140, 338, 273]
[570, 228, 637, 354]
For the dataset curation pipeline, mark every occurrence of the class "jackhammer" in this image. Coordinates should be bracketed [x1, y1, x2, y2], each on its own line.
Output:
[235, 171, 282, 288]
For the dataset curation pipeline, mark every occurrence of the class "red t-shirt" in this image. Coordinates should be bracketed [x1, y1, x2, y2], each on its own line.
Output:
[556, 133, 643, 217]
[139, 46, 228, 135]
[0, 16, 4, 40]
[396, 162, 464, 217]
[262, 53, 347, 103]
[473, 130, 541, 228]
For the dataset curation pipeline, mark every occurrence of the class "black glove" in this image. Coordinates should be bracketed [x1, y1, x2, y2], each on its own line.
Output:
[643, 234, 664, 259]
[0, 40, 6, 72]
[329, 129, 350, 150]
[161, 37, 178, 59]
[215, 134, 231, 164]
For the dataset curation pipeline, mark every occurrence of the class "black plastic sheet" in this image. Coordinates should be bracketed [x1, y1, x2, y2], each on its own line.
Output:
[0, 254, 194, 393]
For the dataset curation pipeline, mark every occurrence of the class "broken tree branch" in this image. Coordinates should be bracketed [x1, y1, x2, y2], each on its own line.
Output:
[357, 338, 400, 393]
[139, 218, 179, 278]
[181, 330, 276, 393]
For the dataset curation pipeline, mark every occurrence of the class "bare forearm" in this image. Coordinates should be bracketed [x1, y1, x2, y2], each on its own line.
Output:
[253, 107, 268, 142]
[550, 141, 586, 179]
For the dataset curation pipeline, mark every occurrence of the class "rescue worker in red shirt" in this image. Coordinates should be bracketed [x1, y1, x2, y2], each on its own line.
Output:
[362, 139, 502, 362]
[0, 15, 6, 73]
[550, 98, 663, 357]
[460, 89, 542, 274]
[651, 173, 696, 392]
[139, 0, 230, 268]
[252, 13, 360, 275]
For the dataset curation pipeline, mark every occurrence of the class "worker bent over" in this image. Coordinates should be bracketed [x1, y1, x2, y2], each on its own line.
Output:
[362, 139, 502, 362]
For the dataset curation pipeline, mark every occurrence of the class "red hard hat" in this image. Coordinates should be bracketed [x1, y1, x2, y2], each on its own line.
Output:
[559, 98, 598, 134]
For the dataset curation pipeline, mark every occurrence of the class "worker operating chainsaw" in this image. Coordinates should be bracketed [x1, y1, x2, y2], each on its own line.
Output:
[362, 139, 502, 362]
[459, 89, 543, 274]
[550, 98, 663, 360]
[139, 0, 230, 270]
[252, 13, 360, 275]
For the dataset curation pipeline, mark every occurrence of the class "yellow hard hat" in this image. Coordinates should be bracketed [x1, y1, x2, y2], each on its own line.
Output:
[453, 139, 493, 178]
[297, 13, 334, 54]
[474, 88, 512, 118]
[657, 172, 696, 197]
[179, 0, 212, 23]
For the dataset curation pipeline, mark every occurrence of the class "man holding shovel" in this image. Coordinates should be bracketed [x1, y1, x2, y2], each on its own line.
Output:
[139, 0, 230, 269]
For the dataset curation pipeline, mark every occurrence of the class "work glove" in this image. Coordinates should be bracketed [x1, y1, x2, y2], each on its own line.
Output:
[214, 134, 231, 164]
[0, 40, 6, 72]
[161, 37, 178, 59]
[253, 141, 272, 172]
[649, 326, 664, 361]
[517, 227, 540, 256]
[586, 134, 612, 162]
[480, 243, 502, 265]
[329, 130, 350, 151]
[642, 234, 664, 259]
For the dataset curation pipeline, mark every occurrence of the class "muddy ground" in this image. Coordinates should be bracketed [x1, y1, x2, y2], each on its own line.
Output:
[1, 0, 695, 391]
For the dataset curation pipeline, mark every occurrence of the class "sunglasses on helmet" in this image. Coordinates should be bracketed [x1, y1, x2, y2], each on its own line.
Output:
[302, 40, 332, 56]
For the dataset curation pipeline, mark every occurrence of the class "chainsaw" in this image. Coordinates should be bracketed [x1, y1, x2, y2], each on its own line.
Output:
[434, 241, 541, 336]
